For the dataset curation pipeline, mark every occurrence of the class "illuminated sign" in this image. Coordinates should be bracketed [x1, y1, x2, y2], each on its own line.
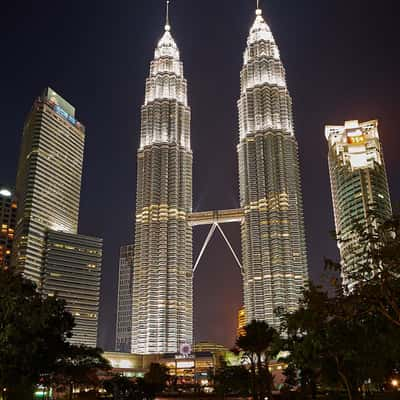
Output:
[179, 343, 192, 356]
[347, 135, 365, 145]
[119, 359, 133, 368]
[54, 105, 77, 126]
[176, 361, 195, 369]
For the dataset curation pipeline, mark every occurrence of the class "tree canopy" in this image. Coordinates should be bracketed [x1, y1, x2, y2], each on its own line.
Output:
[233, 320, 279, 400]
[0, 269, 110, 400]
[347, 212, 400, 328]
[213, 363, 251, 398]
[281, 281, 400, 400]
[49, 344, 111, 399]
[0, 268, 74, 400]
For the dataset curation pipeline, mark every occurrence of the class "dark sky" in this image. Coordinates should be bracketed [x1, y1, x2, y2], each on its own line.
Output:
[1, 0, 399, 350]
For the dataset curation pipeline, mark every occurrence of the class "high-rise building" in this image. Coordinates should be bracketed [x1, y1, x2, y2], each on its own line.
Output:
[0, 186, 17, 269]
[325, 119, 392, 286]
[237, 7, 309, 328]
[131, 14, 193, 354]
[116, 244, 134, 353]
[237, 306, 246, 338]
[13, 87, 102, 346]
[13, 88, 85, 287]
[42, 231, 102, 347]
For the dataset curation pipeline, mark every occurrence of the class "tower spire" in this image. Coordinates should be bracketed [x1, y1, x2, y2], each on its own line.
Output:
[256, 0, 262, 15]
[165, 0, 171, 31]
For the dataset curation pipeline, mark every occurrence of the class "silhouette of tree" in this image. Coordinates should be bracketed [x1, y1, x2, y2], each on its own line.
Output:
[213, 363, 251, 398]
[281, 283, 400, 400]
[233, 320, 279, 400]
[0, 268, 74, 400]
[50, 345, 111, 399]
[347, 212, 400, 328]
[143, 363, 169, 399]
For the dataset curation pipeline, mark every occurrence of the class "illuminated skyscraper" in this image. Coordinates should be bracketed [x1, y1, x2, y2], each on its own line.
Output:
[13, 88, 103, 346]
[116, 244, 134, 353]
[131, 11, 193, 354]
[42, 231, 102, 347]
[238, 7, 308, 328]
[325, 120, 392, 286]
[0, 186, 17, 269]
[14, 88, 85, 286]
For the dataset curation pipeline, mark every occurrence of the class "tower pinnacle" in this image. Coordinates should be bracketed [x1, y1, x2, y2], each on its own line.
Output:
[256, 0, 262, 15]
[133, 0, 192, 354]
[165, 0, 171, 31]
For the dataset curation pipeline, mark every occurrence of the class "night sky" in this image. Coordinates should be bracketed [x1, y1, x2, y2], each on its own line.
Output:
[1, 0, 399, 350]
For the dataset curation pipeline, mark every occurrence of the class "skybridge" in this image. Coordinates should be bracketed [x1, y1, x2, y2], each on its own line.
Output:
[188, 208, 244, 226]
[188, 208, 244, 275]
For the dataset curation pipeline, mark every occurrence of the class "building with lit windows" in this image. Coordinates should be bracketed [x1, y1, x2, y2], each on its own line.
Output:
[0, 186, 17, 269]
[237, 7, 309, 328]
[325, 119, 392, 286]
[116, 244, 134, 352]
[13, 87, 103, 346]
[237, 306, 246, 337]
[42, 231, 102, 347]
[193, 341, 240, 366]
[104, 351, 218, 388]
[131, 14, 193, 354]
[13, 88, 85, 287]
[103, 349, 278, 389]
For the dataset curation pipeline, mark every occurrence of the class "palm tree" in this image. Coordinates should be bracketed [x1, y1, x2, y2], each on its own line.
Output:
[234, 320, 278, 400]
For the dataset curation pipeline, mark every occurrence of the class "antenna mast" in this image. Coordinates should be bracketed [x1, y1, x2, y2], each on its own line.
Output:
[165, 0, 171, 31]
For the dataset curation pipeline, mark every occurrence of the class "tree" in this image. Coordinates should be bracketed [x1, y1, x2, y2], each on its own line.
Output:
[233, 320, 279, 400]
[282, 283, 400, 400]
[143, 363, 169, 399]
[347, 212, 400, 328]
[213, 364, 251, 398]
[50, 345, 111, 400]
[103, 375, 139, 400]
[0, 268, 74, 400]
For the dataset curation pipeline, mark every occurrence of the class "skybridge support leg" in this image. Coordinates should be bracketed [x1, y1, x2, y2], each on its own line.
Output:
[193, 223, 217, 273]
[215, 223, 243, 275]
[192, 222, 243, 275]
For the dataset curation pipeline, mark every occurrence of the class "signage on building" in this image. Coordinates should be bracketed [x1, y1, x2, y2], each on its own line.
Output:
[176, 360, 195, 369]
[54, 105, 77, 126]
[179, 343, 192, 357]
[347, 135, 365, 145]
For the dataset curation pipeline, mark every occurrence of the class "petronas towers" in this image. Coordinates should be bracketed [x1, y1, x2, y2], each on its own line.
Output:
[132, 20, 193, 354]
[238, 9, 308, 326]
[131, 5, 308, 354]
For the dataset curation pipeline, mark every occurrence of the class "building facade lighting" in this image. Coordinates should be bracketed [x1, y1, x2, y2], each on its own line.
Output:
[13, 88, 85, 286]
[0, 186, 17, 269]
[237, 8, 309, 328]
[0, 189, 12, 197]
[325, 119, 392, 287]
[131, 19, 193, 354]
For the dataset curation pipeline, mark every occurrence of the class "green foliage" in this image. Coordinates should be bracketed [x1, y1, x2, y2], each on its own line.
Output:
[103, 364, 169, 400]
[279, 212, 400, 400]
[347, 212, 400, 328]
[49, 345, 111, 398]
[213, 364, 251, 397]
[233, 320, 279, 400]
[143, 363, 170, 399]
[281, 283, 400, 400]
[103, 375, 140, 400]
[0, 268, 74, 400]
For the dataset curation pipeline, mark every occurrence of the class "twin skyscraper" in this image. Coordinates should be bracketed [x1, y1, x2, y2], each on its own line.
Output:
[9, 2, 391, 355]
[126, 4, 309, 354]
